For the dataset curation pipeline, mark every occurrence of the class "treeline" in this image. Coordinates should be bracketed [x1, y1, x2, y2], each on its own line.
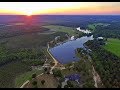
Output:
[0, 25, 49, 39]
[0, 45, 45, 67]
[85, 40, 120, 88]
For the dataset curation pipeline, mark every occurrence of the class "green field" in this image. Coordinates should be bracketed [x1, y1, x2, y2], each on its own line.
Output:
[15, 69, 43, 88]
[43, 25, 78, 36]
[88, 23, 110, 31]
[103, 38, 120, 57]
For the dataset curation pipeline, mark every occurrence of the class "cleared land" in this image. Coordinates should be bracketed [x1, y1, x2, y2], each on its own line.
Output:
[15, 69, 43, 88]
[24, 74, 59, 88]
[103, 38, 120, 57]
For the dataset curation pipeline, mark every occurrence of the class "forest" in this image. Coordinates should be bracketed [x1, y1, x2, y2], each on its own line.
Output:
[92, 22, 120, 39]
[85, 39, 120, 88]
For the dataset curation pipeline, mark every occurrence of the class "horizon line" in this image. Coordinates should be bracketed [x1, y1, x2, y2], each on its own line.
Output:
[0, 14, 120, 16]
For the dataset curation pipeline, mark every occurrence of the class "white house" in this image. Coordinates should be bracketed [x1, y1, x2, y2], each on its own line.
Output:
[97, 37, 104, 40]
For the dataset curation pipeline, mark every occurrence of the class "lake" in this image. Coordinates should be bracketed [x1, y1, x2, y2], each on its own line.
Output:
[49, 35, 93, 64]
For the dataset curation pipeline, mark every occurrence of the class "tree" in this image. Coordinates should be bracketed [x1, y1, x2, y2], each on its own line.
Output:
[59, 77, 65, 83]
[44, 68, 47, 72]
[64, 85, 69, 88]
[50, 62, 55, 66]
[41, 80, 45, 85]
[67, 80, 73, 88]
[46, 71, 50, 74]
[32, 81, 38, 88]
[57, 84, 62, 88]
[32, 81, 37, 86]
[32, 73, 36, 78]
[53, 69, 63, 78]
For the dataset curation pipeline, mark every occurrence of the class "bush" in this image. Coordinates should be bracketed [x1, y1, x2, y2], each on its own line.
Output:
[32, 73, 36, 78]
[64, 85, 69, 88]
[67, 80, 73, 88]
[32, 81, 37, 86]
[57, 84, 61, 88]
[50, 62, 55, 66]
[41, 80, 45, 85]
[44, 68, 47, 72]
[53, 69, 63, 78]
[59, 77, 65, 83]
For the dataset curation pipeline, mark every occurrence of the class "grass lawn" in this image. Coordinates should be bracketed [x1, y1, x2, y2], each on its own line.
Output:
[15, 69, 43, 88]
[43, 25, 78, 36]
[103, 38, 120, 57]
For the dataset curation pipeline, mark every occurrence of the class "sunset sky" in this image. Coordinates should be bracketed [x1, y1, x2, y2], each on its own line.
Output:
[0, 2, 120, 15]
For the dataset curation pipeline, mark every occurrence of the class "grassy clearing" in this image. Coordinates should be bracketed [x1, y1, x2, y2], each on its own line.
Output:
[103, 38, 120, 57]
[43, 25, 78, 36]
[15, 69, 43, 88]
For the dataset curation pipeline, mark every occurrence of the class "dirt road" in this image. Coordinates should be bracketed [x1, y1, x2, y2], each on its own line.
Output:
[47, 44, 59, 74]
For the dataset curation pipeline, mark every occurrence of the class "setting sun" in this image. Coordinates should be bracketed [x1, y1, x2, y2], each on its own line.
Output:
[26, 11, 32, 16]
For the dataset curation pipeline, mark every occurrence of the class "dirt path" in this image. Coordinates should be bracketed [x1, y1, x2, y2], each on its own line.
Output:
[47, 44, 59, 74]
[20, 43, 63, 88]
[92, 65, 98, 88]
[92, 65, 103, 88]
[20, 73, 44, 88]
[20, 80, 29, 88]
[88, 55, 103, 88]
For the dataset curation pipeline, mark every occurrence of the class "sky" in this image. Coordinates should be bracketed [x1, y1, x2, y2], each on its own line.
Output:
[0, 2, 120, 15]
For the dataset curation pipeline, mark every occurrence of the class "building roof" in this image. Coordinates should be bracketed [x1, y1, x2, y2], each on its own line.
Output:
[65, 74, 80, 81]
[97, 37, 104, 39]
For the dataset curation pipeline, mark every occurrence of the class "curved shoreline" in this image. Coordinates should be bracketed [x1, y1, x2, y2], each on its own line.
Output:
[47, 43, 65, 73]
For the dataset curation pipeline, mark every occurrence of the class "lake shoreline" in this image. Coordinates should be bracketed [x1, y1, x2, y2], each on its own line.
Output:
[49, 35, 93, 64]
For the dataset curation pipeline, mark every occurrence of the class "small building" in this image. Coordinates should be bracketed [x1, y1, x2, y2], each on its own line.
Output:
[42, 63, 51, 68]
[42, 63, 51, 74]
[97, 37, 104, 40]
[65, 74, 80, 82]
[70, 36, 75, 40]
[55, 36, 60, 41]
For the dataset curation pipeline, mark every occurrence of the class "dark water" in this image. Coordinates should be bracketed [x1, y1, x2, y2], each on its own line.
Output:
[49, 35, 93, 64]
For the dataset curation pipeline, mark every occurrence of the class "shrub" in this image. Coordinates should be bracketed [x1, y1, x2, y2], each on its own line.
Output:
[67, 80, 73, 88]
[32, 73, 36, 78]
[32, 81, 37, 86]
[64, 85, 69, 88]
[53, 69, 63, 78]
[41, 80, 45, 85]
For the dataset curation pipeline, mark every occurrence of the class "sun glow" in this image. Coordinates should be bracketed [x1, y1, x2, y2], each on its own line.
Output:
[26, 11, 32, 16]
